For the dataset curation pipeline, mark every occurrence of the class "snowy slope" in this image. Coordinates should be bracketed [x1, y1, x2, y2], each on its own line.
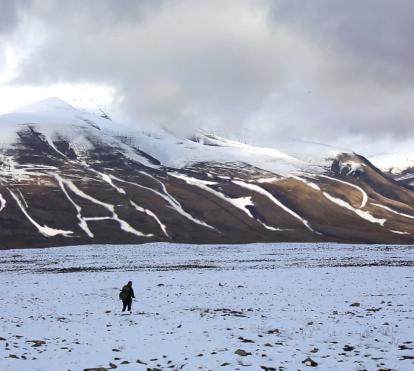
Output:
[0, 98, 333, 176]
[370, 153, 414, 175]
[2, 98, 414, 248]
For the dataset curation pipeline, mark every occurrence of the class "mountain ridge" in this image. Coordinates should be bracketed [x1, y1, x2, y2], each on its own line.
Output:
[1, 98, 414, 249]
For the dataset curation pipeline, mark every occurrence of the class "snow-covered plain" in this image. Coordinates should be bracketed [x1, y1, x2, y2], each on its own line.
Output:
[0, 243, 413, 371]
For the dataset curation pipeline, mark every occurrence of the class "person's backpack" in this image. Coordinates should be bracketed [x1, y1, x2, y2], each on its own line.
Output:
[119, 285, 130, 301]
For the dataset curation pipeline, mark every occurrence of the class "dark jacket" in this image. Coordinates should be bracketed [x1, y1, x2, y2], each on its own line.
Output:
[121, 284, 135, 301]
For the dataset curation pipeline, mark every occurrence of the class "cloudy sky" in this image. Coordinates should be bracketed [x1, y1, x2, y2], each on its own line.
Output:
[0, 0, 413, 154]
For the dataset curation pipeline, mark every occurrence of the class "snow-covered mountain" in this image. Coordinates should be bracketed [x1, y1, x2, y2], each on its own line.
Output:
[1, 98, 414, 248]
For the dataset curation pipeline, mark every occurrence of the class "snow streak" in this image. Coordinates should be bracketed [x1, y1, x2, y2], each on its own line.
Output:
[0, 193, 6, 212]
[54, 173, 153, 238]
[54, 174, 94, 238]
[8, 189, 73, 237]
[233, 180, 318, 234]
[322, 192, 386, 226]
[319, 175, 368, 208]
[371, 202, 414, 220]
[292, 176, 321, 191]
[169, 173, 285, 232]
[296, 175, 386, 227]
[131, 172, 216, 230]
[93, 170, 126, 194]
[390, 230, 410, 235]
[130, 200, 170, 238]
[169, 173, 254, 218]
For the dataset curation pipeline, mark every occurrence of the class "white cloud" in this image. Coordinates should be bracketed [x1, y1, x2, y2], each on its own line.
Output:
[1, 0, 414, 154]
[0, 83, 115, 114]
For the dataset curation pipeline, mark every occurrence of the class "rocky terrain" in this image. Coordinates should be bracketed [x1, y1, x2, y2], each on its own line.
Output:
[0, 242, 413, 370]
[1, 98, 414, 248]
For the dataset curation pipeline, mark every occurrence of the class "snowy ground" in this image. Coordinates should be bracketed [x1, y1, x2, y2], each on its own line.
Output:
[0, 243, 414, 371]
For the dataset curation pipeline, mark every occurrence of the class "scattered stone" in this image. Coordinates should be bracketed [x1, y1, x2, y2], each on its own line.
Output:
[0, 337, 6, 341]
[302, 357, 318, 367]
[343, 345, 355, 352]
[220, 362, 230, 366]
[366, 307, 382, 313]
[266, 329, 280, 335]
[260, 366, 276, 371]
[84, 368, 108, 371]
[238, 336, 255, 343]
[9, 354, 19, 359]
[112, 349, 120, 352]
[27, 340, 46, 347]
[120, 361, 129, 364]
[109, 363, 117, 369]
[310, 348, 319, 353]
[235, 349, 251, 356]
[350, 302, 360, 307]
[136, 359, 147, 365]
[400, 355, 414, 360]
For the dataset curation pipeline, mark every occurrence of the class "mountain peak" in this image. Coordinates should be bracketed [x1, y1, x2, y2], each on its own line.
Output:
[17, 97, 77, 113]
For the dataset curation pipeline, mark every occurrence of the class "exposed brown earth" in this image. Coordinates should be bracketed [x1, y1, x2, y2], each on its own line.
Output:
[1, 125, 414, 249]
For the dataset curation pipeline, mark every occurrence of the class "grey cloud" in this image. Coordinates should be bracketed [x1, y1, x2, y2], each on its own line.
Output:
[0, 0, 30, 35]
[270, 0, 414, 87]
[6, 0, 414, 150]
[15, 0, 290, 137]
[0, 0, 32, 74]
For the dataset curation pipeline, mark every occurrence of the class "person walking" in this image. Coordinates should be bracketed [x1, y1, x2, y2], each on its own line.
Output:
[119, 281, 135, 313]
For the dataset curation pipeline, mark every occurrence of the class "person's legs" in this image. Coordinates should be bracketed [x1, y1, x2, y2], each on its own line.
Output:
[127, 298, 132, 312]
[122, 300, 127, 312]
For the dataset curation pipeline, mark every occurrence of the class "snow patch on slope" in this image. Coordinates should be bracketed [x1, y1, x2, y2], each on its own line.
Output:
[8, 188, 74, 237]
[292, 176, 321, 191]
[371, 202, 414, 220]
[108, 172, 216, 231]
[320, 175, 368, 208]
[54, 173, 95, 238]
[0, 193, 6, 211]
[169, 173, 254, 217]
[130, 200, 170, 238]
[233, 180, 318, 234]
[322, 192, 385, 226]
[54, 174, 153, 238]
